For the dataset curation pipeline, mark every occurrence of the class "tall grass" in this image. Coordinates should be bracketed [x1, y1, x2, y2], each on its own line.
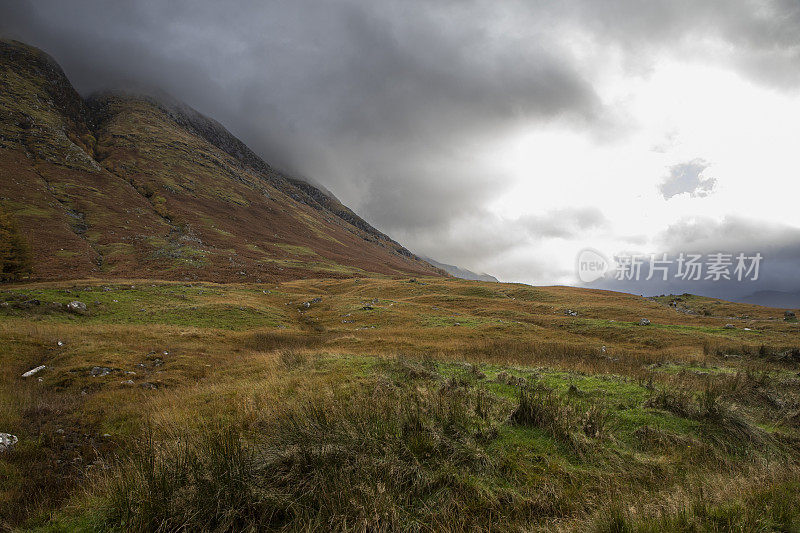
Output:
[592, 481, 800, 532]
[96, 385, 542, 531]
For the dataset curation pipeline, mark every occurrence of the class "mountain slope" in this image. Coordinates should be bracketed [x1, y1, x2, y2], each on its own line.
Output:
[0, 39, 442, 282]
[420, 256, 499, 282]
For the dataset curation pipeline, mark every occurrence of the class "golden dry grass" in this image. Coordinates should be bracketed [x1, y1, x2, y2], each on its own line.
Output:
[1, 277, 799, 530]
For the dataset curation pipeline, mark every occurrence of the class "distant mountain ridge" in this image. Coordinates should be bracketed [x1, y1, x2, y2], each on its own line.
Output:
[738, 290, 800, 309]
[0, 39, 443, 282]
[420, 256, 499, 282]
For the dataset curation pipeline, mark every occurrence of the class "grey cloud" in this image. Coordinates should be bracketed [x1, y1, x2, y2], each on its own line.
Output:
[552, 0, 800, 89]
[519, 207, 608, 239]
[403, 207, 607, 280]
[659, 159, 716, 199]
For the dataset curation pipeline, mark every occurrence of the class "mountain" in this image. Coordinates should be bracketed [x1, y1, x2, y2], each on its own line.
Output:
[420, 256, 499, 282]
[738, 290, 800, 309]
[0, 40, 443, 282]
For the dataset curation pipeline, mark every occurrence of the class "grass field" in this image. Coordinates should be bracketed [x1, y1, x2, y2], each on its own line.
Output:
[1, 277, 800, 531]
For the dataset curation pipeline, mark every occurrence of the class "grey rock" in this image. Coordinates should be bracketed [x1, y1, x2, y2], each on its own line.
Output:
[91, 366, 113, 377]
[638, 318, 651, 326]
[0, 433, 18, 452]
[723, 324, 735, 329]
[66, 301, 87, 314]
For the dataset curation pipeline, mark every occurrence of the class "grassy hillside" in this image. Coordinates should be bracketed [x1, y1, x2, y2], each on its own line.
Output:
[2, 278, 800, 531]
[0, 39, 441, 282]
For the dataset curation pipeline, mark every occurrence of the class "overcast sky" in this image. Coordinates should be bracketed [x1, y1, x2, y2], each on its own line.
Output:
[2, 1, 799, 301]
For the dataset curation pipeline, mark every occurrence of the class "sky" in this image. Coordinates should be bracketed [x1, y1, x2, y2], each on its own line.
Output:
[2, 0, 799, 302]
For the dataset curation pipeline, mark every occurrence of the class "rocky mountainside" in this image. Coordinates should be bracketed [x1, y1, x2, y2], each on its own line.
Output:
[0, 39, 442, 282]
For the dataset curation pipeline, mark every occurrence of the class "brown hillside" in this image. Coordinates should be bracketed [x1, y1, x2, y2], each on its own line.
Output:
[0, 39, 442, 282]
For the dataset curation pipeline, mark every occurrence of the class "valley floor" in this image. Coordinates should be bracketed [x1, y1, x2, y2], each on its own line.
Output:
[1, 277, 800, 531]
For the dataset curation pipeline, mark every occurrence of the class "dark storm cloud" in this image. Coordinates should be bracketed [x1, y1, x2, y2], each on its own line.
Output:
[659, 159, 716, 199]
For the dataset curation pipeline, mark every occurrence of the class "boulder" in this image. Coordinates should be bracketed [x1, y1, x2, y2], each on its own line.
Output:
[785, 310, 796, 320]
[723, 324, 735, 329]
[638, 318, 651, 326]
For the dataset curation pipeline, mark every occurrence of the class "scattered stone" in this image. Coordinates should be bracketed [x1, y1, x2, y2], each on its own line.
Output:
[362, 305, 374, 310]
[90, 366, 114, 377]
[0, 433, 18, 452]
[57, 340, 64, 346]
[564, 309, 578, 317]
[723, 324, 735, 329]
[66, 301, 87, 314]
[785, 310, 796, 320]
[121, 380, 135, 386]
[22, 365, 46, 378]
[139, 382, 158, 390]
[638, 318, 651, 326]
[309, 297, 322, 304]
